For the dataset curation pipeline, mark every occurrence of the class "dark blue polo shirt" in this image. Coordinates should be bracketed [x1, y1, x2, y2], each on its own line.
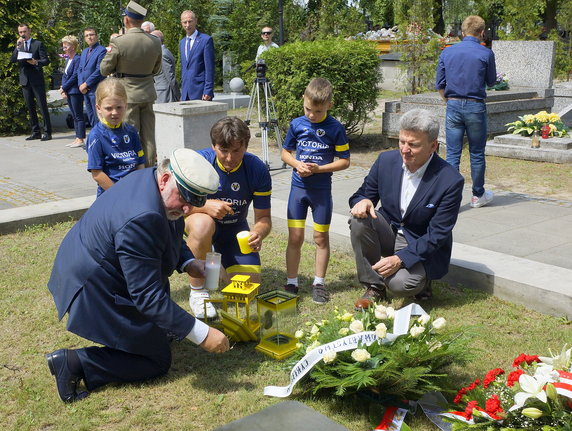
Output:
[435, 36, 497, 100]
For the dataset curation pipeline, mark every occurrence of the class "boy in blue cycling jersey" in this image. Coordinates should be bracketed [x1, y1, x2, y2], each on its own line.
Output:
[281, 77, 350, 304]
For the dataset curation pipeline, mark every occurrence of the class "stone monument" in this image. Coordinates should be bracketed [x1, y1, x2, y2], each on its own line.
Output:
[153, 101, 228, 162]
[381, 41, 556, 155]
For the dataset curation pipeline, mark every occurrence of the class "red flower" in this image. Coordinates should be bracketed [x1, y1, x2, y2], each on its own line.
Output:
[485, 394, 504, 419]
[512, 353, 540, 367]
[466, 378, 480, 391]
[507, 369, 525, 387]
[483, 368, 505, 388]
[464, 400, 479, 420]
[453, 379, 481, 404]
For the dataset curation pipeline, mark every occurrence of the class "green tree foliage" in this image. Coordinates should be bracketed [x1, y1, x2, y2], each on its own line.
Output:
[263, 39, 381, 136]
[394, 0, 441, 94]
[0, 0, 65, 135]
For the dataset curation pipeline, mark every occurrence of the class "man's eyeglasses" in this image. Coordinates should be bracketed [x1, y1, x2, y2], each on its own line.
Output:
[84, 33, 96, 37]
[261, 31, 272, 35]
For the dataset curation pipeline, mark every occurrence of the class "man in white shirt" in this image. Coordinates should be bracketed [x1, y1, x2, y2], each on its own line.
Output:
[256, 26, 279, 60]
[348, 109, 464, 309]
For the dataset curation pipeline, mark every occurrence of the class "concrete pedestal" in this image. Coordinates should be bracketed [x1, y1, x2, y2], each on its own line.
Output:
[154, 100, 227, 161]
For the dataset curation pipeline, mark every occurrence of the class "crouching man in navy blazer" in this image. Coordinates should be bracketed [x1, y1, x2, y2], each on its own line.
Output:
[349, 109, 464, 309]
[46, 149, 230, 403]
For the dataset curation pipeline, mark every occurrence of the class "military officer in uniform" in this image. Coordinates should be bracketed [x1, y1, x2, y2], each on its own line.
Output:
[100, 1, 162, 167]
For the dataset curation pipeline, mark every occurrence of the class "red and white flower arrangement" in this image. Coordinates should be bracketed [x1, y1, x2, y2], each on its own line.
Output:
[444, 345, 572, 430]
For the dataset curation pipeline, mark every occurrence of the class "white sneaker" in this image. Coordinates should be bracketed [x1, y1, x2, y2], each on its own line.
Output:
[470, 190, 494, 208]
[189, 289, 216, 319]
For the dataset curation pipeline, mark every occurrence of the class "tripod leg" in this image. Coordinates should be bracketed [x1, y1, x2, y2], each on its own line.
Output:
[261, 125, 270, 169]
[245, 80, 258, 125]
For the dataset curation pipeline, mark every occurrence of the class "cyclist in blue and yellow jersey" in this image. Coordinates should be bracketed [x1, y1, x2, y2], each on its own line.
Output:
[185, 117, 272, 319]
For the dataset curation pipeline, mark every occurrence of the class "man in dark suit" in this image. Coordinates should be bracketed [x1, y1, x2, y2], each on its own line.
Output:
[10, 23, 52, 141]
[179, 10, 215, 101]
[46, 149, 230, 403]
[349, 109, 464, 308]
[151, 30, 180, 103]
[77, 27, 106, 128]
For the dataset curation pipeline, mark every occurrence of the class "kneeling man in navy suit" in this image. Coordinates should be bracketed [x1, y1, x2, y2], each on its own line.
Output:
[46, 149, 230, 402]
[349, 109, 464, 309]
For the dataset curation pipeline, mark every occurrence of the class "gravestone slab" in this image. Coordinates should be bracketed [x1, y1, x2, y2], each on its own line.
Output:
[492, 41, 555, 89]
[211, 401, 350, 431]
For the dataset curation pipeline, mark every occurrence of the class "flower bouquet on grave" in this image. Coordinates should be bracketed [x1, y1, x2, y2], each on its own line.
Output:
[506, 111, 570, 137]
[487, 72, 509, 91]
[266, 304, 471, 403]
[443, 345, 572, 430]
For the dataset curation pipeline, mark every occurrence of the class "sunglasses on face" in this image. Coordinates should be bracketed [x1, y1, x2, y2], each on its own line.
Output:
[261, 31, 272, 35]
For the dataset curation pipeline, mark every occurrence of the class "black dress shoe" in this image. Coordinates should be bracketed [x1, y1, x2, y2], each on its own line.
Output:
[40, 134, 52, 141]
[25, 134, 41, 140]
[46, 349, 89, 403]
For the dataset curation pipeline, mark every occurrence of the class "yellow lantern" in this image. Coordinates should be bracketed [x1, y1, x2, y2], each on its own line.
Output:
[218, 274, 260, 342]
[255, 290, 298, 360]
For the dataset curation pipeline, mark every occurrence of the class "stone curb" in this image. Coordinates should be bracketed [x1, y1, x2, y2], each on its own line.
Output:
[1, 195, 569, 319]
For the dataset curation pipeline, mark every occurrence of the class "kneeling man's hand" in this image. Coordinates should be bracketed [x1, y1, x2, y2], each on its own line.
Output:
[351, 199, 377, 219]
[200, 327, 230, 353]
[372, 255, 402, 278]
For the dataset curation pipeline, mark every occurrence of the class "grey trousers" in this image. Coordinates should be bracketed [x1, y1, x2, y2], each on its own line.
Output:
[349, 212, 427, 297]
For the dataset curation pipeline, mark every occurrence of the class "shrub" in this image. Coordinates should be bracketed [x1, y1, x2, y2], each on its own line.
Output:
[261, 38, 381, 136]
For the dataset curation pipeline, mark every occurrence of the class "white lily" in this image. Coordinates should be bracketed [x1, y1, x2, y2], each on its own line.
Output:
[533, 363, 559, 383]
[538, 344, 571, 371]
[510, 374, 549, 411]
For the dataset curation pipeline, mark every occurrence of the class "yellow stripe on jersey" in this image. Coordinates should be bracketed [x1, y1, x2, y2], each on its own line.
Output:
[226, 264, 261, 274]
[288, 219, 306, 229]
[313, 222, 330, 232]
[254, 190, 272, 196]
[335, 143, 349, 152]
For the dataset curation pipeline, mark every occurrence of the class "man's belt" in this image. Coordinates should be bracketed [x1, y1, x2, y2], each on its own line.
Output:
[115, 73, 153, 78]
[447, 97, 485, 103]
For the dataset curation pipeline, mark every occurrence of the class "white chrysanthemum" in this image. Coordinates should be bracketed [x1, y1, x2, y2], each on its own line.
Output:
[349, 319, 364, 333]
[338, 327, 350, 336]
[375, 322, 387, 339]
[322, 351, 337, 363]
[386, 307, 395, 319]
[410, 324, 425, 338]
[374, 304, 388, 320]
[351, 348, 371, 362]
[310, 324, 320, 335]
[418, 314, 430, 325]
[432, 317, 446, 330]
[294, 329, 304, 339]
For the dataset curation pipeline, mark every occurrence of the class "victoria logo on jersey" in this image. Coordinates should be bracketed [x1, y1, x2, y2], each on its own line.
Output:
[316, 129, 325, 137]
[231, 182, 240, 192]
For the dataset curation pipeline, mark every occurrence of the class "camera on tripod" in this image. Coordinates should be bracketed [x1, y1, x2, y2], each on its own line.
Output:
[255, 59, 267, 80]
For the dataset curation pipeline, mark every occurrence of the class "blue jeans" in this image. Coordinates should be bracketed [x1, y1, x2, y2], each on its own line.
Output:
[445, 99, 487, 197]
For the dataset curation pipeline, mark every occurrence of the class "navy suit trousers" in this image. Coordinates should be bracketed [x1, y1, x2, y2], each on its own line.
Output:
[77, 344, 171, 391]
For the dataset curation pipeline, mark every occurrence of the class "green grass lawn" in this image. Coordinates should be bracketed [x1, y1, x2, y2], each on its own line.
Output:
[0, 222, 570, 430]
